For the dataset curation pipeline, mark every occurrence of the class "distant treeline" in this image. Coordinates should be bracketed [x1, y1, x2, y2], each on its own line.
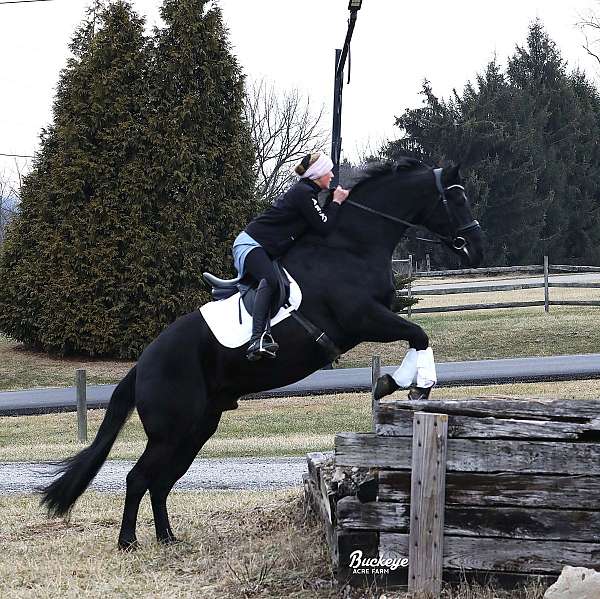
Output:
[385, 21, 600, 269]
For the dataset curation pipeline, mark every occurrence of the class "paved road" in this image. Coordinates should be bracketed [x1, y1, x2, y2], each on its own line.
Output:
[1, 353, 599, 416]
[412, 272, 600, 292]
[0, 457, 307, 494]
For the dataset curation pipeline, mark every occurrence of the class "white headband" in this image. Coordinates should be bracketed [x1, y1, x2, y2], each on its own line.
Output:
[301, 154, 334, 180]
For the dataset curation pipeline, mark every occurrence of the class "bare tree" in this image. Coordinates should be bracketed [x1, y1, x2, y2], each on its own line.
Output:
[0, 163, 22, 245]
[578, 8, 600, 66]
[244, 79, 329, 204]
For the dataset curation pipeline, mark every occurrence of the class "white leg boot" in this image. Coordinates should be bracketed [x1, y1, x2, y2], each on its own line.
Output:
[373, 348, 418, 400]
[391, 348, 418, 388]
[408, 347, 437, 400]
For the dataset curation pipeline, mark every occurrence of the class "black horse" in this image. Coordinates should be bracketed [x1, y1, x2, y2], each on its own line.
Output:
[41, 159, 483, 549]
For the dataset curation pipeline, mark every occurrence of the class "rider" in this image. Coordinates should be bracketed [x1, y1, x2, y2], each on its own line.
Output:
[233, 152, 350, 361]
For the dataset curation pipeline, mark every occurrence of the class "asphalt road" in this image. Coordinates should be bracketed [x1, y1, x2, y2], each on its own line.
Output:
[0, 457, 307, 494]
[1, 353, 599, 416]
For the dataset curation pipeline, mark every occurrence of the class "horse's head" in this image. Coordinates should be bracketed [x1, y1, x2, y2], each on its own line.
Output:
[420, 165, 483, 267]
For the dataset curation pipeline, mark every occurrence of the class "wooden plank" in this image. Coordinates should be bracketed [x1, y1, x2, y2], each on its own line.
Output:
[401, 282, 546, 295]
[550, 300, 600, 307]
[376, 405, 600, 439]
[335, 432, 600, 474]
[408, 413, 447, 597]
[338, 497, 600, 540]
[544, 255, 549, 312]
[551, 265, 600, 273]
[376, 397, 600, 421]
[420, 265, 543, 277]
[379, 471, 600, 509]
[381, 534, 600, 574]
[371, 355, 380, 433]
[549, 282, 600, 288]
[401, 301, 546, 314]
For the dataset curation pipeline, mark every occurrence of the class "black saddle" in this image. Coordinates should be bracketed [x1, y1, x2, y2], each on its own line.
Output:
[202, 260, 291, 319]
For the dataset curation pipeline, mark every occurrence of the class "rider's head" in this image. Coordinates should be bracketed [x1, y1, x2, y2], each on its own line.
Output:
[295, 153, 334, 189]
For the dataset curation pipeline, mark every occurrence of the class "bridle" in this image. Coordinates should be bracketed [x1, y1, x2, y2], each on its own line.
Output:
[345, 167, 481, 252]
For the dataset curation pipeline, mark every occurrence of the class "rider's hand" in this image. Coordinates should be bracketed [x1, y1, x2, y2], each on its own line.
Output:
[333, 186, 350, 204]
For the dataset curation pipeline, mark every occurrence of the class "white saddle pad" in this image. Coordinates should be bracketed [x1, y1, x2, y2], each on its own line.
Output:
[199, 269, 302, 348]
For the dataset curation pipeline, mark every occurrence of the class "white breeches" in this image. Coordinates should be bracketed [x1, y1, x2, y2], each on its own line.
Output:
[391, 347, 437, 389]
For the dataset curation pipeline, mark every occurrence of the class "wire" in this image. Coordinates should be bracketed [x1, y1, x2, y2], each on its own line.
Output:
[0, 153, 33, 158]
[0, 0, 56, 4]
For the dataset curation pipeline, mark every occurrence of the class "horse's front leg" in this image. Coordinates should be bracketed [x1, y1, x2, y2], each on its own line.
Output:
[348, 304, 436, 400]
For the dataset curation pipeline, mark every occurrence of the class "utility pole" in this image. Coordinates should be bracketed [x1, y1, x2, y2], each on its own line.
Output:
[331, 0, 364, 187]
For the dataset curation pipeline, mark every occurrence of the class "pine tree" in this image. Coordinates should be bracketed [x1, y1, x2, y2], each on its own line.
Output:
[0, 1, 153, 356]
[386, 21, 600, 267]
[143, 0, 258, 332]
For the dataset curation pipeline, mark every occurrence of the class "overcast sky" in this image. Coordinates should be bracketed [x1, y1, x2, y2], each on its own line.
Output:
[1, 0, 600, 188]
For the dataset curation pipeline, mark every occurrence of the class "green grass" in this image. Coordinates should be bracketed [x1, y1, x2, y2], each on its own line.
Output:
[2, 306, 600, 391]
[339, 306, 600, 367]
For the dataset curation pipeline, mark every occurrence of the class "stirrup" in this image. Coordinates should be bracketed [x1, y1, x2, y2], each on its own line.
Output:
[246, 331, 279, 361]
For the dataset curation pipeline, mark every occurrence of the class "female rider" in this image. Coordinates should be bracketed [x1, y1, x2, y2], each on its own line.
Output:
[233, 153, 349, 361]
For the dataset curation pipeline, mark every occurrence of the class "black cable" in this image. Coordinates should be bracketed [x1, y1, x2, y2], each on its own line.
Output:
[0, 0, 56, 5]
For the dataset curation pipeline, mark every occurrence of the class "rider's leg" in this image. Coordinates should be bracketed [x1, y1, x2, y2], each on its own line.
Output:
[243, 248, 279, 360]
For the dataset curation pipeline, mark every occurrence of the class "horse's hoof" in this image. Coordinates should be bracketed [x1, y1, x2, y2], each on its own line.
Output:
[408, 385, 433, 401]
[118, 538, 139, 552]
[373, 374, 399, 400]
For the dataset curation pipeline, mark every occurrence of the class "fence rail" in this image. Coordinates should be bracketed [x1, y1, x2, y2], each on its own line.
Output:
[393, 256, 600, 314]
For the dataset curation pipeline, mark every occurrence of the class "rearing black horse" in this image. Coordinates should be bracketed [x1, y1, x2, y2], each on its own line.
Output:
[41, 159, 483, 549]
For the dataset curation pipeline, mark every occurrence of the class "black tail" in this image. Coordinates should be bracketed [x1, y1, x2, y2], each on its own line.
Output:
[40, 365, 137, 517]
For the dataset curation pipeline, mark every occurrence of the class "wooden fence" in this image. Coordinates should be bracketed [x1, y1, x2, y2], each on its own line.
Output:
[304, 357, 600, 595]
[392, 256, 600, 314]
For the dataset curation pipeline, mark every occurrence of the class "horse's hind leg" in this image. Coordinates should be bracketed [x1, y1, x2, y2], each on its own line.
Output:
[148, 411, 222, 544]
[118, 444, 153, 550]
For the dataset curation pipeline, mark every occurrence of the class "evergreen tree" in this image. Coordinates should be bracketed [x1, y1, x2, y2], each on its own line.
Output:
[0, 1, 152, 356]
[0, 0, 257, 358]
[386, 21, 600, 266]
[144, 0, 258, 333]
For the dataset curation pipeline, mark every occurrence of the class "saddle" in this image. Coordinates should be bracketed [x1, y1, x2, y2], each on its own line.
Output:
[202, 260, 291, 319]
[202, 261, 341, 361]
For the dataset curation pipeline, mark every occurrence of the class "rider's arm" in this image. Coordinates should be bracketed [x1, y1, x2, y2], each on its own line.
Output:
[297, 194, 341, 235]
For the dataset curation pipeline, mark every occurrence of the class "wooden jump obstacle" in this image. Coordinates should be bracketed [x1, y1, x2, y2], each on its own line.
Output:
[303, 357, 600, 596]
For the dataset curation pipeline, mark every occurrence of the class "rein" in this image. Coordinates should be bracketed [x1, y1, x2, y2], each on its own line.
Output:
[345, 168, 480, 250]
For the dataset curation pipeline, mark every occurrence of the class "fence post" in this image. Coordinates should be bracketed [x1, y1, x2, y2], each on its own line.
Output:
[407, 254, 413, 318]
[426, 253, 431, 272]
[371, 355, 381, 432]
[544, 255, 550, 313]
[76, 369, 88, 443]
[408, 411, 448, 598]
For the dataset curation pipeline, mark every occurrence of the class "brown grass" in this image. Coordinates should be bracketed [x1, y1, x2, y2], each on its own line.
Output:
[0, 334, 133, 391]
[0, 490, 547, 599]
[4, 380, 600, 463]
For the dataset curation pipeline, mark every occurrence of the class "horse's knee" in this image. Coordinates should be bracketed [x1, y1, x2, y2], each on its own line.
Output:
[409, 327, 429, 351]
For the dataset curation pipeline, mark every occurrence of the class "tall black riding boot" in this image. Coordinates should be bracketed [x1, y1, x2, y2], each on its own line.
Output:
[246, 279, 279, 361]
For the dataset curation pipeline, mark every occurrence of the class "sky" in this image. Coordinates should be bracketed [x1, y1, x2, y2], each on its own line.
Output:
[1, 0, 600, 190]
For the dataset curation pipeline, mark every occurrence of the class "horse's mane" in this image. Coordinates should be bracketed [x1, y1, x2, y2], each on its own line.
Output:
[349, 157, 431, 193]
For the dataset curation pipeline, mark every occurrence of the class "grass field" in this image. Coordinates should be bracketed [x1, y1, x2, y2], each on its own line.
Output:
[0, 491, 546, 599]
[2, 306, 600, 390]
[3, 379, 600, 463]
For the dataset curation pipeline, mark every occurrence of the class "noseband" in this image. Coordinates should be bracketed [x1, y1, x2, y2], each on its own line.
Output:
[345, 167, 480, 250]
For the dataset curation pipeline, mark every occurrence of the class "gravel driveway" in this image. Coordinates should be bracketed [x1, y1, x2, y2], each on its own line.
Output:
[0, 457, 307, 494]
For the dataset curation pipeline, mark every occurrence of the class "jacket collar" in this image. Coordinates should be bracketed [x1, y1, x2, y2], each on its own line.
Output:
[299, 178, 322, 193]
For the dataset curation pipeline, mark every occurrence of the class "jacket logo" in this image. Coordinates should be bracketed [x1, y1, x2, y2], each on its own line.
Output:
[312, 198, 327, 222]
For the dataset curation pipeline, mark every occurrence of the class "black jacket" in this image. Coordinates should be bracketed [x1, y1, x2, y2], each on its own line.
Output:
[245, 179, 341, 257]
